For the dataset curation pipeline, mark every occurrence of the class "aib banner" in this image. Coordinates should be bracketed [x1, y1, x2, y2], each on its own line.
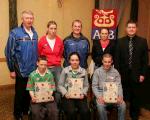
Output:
[92, 9, 118, 40]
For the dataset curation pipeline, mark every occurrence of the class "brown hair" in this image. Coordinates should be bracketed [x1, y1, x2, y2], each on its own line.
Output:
[99, 27, 109, 33]
[126, 20, 137, 27]
[37, 55, 47, 62]
[72, 19, 82, 27]
[47, 20, 57, 28]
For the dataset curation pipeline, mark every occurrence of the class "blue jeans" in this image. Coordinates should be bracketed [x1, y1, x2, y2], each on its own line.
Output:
[96, 101, 126, 120]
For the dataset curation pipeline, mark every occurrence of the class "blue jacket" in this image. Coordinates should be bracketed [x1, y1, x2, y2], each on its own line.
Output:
[5, 25, 38, 77]
[63, 33, 89, 68]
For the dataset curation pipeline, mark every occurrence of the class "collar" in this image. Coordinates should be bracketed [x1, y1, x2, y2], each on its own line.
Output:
[21, 24, 35, 34]
[68, 66, 83, 73]
[127, 35, 136, 41]
[35, 68, 49, 76]
[70, 32, 85, 40]
[102, 66, 113, 72]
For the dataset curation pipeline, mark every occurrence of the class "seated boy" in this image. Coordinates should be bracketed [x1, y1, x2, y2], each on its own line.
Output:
[26, 55, 58, 120]
[92, 53, 126, 120]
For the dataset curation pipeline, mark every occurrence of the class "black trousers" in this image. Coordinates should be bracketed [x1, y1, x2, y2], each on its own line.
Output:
[122, 70, 142, 120]
[31, 101, 58, 120]
[62, 97, 90, 120]
[14, 75, 30, 117]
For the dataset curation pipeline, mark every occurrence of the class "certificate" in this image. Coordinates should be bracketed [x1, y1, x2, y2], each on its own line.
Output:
[34, 82, 53, 103]
[103, 82, 118, 103]
[67, 78, 83, 99]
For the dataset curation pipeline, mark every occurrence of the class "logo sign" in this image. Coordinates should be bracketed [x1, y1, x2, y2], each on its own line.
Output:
[91, 9, 118, 40]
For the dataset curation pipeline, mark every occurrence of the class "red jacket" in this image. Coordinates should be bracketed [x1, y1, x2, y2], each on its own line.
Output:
[38, 35, 64, 67]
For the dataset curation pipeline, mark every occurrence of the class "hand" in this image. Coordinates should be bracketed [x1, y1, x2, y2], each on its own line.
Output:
[31, 96, 37, 103]
[65, 92, 70, 99]
[10, 72, 16, 79]
[49, 96, 54, 101]
[117, 96, 123, 104]
[80, 94, 84, 99]
[139, 75, 145, 83]
[97, 96, 105, 104]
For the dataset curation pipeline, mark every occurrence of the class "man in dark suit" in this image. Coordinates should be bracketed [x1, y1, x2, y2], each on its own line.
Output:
[115, 20, 149, 120]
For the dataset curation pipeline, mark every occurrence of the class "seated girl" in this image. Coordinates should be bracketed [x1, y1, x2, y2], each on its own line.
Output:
[58, 52, 90, 120]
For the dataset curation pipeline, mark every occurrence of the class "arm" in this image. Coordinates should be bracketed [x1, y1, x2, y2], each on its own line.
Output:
[58, 69, 68, 96]
[29, 91, 37, 103]
[5, 31, 16, 72]
[92, 70, 105, 104]
[140, 39, 148, 82]
[82, 71, 89, 96]
[91, 41, 102, 66]
[114, 40, 121, 72]
[115, 70, 124, 104]
[60, 41, 64, 58]
[92, 70, 103, 98]
[115, 70, 123, 97]
[5, 31, 16, 78]
[26, 74, 36, 102]
[38, 38, 43, 56]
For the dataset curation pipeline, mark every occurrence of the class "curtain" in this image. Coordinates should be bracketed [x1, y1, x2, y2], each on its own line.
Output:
[9, 0, 18, 31]
[130, 0, 139, 21]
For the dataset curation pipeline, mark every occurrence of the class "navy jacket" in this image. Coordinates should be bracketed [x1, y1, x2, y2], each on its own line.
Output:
[63, 33, 89, 68]
[5, 24, 38, 77]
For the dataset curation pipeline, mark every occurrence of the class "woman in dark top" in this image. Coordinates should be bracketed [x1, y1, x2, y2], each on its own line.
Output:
[92, 28, 116, 68]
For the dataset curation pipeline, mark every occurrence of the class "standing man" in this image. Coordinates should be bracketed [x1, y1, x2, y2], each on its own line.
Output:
[115, 20, 149, 120]
[63, 19, 90, 69]
[5, 10, 38, 120]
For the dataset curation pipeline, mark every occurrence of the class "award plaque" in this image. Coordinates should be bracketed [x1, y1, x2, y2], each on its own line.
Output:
[34, 82, 53, 103]
[103, 82, 118, 103]
[67, 78, 83, 99]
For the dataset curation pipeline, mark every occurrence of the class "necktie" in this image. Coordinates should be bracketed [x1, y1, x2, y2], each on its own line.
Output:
[129, 37, 133, 68]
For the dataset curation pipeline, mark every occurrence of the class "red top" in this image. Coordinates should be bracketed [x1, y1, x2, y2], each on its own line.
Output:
[100, 39, 110, 49]
[38, 35, 64, 67]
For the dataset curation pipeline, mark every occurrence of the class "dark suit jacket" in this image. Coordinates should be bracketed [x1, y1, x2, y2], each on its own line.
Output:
[115, 35, 148, 83]
[92, 39, 116, 67]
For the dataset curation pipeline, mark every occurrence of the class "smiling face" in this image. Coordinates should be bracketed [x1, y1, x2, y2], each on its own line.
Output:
[100, 28, 109, 41]
[126, 23, 137, 37]
[69, 54, 80, 70]
[72, 21, 82, 37]
[22, 13, 34, 30]
[102, 56, 113, 70]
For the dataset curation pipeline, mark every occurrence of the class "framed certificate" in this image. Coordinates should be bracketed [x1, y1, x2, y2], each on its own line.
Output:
[67, 78, 83, 99]
[34, 82, 53, 103]
[103, 82, 118, 103]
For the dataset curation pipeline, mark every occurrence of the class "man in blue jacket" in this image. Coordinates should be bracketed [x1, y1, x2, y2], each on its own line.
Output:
[5, 10, 38, 120]
[63, 19, 90, 69]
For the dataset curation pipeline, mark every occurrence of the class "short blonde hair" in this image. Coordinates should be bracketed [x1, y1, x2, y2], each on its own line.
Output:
[102, 53, 113, 60]
[22, 10, 34, 17]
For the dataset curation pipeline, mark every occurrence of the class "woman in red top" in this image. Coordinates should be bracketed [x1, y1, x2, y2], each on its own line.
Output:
[38, 21, 64, 106]
[92, 28, 116, 68]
